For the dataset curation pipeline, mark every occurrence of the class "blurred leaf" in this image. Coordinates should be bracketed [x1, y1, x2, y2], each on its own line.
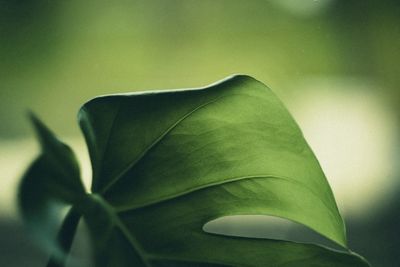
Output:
[19, 113, 85, 264]
[19, 75, 370, 266]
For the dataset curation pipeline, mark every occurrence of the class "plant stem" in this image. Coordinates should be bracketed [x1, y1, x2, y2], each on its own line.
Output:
[47, 206, 81, 267]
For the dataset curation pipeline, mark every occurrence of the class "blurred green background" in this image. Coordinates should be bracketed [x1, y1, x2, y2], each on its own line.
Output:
[1, 0, 399, 266]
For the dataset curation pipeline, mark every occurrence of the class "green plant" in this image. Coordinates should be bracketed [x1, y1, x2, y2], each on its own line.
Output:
[19, 75, 370, 267]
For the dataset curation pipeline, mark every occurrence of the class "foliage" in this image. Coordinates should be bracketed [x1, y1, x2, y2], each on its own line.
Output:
[19, 75, 370, 266]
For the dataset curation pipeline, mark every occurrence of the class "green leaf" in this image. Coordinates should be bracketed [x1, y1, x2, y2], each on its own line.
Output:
[19, 113, 86, 265]
[19, 75, 370, 267]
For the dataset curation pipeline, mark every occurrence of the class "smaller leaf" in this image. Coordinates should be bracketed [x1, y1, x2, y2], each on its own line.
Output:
[19, 113, 86, 264]
[28, 112, 84, 198]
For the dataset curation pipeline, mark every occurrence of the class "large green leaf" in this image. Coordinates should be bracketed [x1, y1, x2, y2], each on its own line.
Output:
[19, 75, 370, 266]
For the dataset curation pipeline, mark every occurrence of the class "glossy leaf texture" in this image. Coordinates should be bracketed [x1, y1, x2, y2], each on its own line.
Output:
[19, 75, 370, 267]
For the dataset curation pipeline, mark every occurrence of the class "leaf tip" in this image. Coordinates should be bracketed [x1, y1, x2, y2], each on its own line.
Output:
[28, 110, 45, 138]
[27, 111, 57, 150]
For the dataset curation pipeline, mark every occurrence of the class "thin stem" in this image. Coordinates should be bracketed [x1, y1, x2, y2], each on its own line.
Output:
[47, 206, 81, 267]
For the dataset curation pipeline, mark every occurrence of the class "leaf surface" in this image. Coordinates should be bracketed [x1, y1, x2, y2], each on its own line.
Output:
[20, 75, 370, 267]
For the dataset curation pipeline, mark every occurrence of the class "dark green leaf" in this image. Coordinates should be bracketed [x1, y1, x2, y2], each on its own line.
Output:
[19, 114, 86, 264]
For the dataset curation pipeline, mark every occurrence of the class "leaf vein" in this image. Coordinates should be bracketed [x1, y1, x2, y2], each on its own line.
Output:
[99, 94, 230, 194]
[116, 174, 333, 218]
